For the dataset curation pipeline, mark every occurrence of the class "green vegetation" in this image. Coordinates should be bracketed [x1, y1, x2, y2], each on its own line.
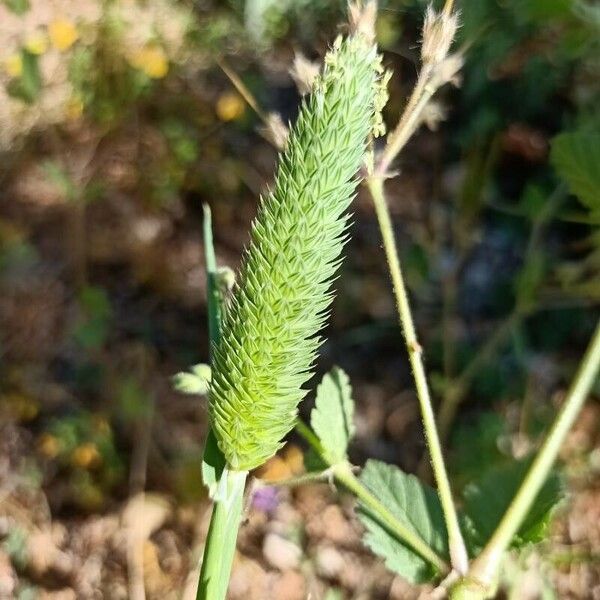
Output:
[0, 0, 598, 599]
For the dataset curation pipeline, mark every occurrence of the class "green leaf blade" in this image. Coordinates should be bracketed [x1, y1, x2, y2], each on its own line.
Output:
[199, 203, 229, 496]
[550, 131, 600, 214]
[357, 460, 449, 584]
[462, 459, 563, 552]
[8, 50, 41, 104]
[311, 367, 355, 464]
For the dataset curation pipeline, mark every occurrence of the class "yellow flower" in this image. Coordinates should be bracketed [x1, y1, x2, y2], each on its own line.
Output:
[282, 444, 304, 475]
[216, 92, 245, 122]
[256, 444, 304, 482]
[3, 392, 39, 422]
[38, 433, 61, 459]
[4, 54, 23, 77]
[65, 95, 84, 120]
[49, 19, 79, 51]
[25, 32, 48, 55]
[92, 414, 110, 434]
[71, 443, 101, 469]
[129, 46, 169, 79]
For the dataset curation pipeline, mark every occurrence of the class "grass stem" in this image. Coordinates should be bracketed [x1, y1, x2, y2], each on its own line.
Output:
[468, 319, 600, 586]
[196, 205, 245, 600]
[196, 469, 248, 600]
[366, 176, 469, 574]
[376, 71, 434, 177]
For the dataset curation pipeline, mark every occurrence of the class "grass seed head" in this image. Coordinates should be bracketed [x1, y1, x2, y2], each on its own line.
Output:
[209, 33, 383, 470]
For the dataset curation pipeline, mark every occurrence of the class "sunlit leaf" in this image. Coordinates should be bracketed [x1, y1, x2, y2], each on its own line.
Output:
[201, 429, 227, 499]
[357, 460, 449, 583]
[2, 0, 29, 15]
[551, 132, 600, 214]
[7, 50, 41, 104]
[311, 367, 355, 464]
[462, 459, 563, 552]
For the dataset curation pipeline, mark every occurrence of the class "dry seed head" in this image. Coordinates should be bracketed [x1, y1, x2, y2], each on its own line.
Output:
[430, 52, 464, 88]
[290, 52, 321, 96]
[259, 112, 289, 150]
[420, 100, 447, 131]
[421, 5, 459, 65]
[349, 0, 377, 43]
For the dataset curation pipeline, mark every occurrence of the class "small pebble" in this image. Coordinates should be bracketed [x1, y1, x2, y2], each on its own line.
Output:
[262, 532, 302, 571]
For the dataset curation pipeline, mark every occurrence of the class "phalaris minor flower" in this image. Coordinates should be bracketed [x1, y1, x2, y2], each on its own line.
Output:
[209, 32, 385, 470]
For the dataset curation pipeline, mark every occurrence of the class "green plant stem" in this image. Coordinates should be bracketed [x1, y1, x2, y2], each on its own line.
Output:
[295, 417, 324, 453]
[468, 319, 600, 588]
[366, 176, 469, 574]
[203, 204, 222, 348]
[196, 204, 243, 600]
[294, 418, 449, 574]
[443, 0, 455, 14]
[449, 578, 491, 600]
[196, 469, 248, 600]
[267, 469, 334, 488]
[366, 11, 468, 569]
[334, 462, 449, 574]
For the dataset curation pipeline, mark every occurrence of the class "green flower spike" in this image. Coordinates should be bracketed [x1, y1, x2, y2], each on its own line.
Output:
[209, 33, 383, 471]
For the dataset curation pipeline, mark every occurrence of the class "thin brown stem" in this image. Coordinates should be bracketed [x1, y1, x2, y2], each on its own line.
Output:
[376, 67, 434, 176]
[217, 58, 269, 124]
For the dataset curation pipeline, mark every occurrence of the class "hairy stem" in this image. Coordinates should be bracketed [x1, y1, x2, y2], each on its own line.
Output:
[366, 176, 468, 573]
[443, 0, 455, 14]
[468, 320, 600, 587]
[334, 462, 449, 573]
[376, 72, 434, 177]
[217, 57, 269, 125]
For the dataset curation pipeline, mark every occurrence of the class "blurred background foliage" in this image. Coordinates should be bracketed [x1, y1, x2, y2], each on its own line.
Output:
[0, 0, 599, 598]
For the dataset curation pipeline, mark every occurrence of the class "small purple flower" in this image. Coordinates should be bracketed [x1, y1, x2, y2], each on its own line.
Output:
[252, 486, 279, 513]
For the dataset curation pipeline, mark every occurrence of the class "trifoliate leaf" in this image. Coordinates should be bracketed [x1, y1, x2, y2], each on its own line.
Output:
[172, 364, 211, 395]
[462, 459, 563, 552]
[357, 460, 449, 584]
[550, 132, 600, 214]
[311, 367, 355, 464]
